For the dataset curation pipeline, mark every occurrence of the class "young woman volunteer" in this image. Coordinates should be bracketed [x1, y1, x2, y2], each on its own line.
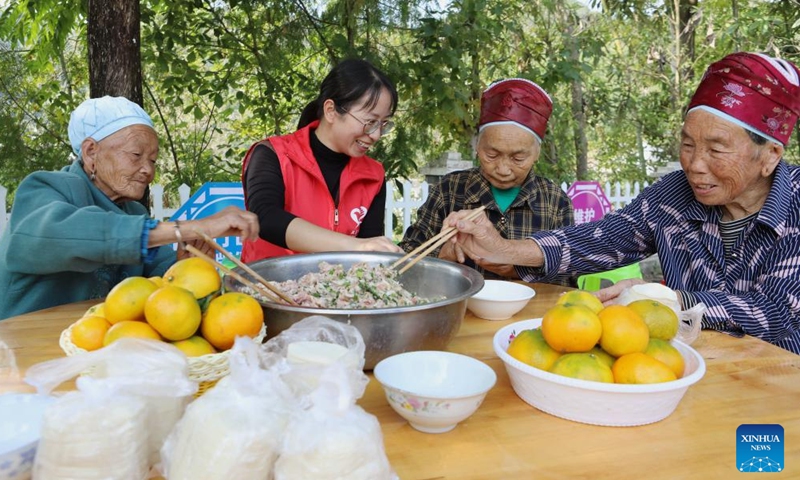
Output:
[241, 58, 402, 262]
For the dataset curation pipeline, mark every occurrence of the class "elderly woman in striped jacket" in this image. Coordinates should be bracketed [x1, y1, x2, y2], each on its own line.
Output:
[448, 52, 800, 355]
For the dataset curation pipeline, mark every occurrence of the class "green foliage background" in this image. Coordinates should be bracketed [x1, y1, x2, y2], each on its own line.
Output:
[0, 0, 798, 207]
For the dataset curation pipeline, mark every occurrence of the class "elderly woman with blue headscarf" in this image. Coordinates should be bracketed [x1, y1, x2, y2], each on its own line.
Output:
[0, 96, 259, 319]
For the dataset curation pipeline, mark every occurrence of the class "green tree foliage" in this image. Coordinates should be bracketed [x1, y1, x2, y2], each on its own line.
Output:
[0, 0, 798, 209]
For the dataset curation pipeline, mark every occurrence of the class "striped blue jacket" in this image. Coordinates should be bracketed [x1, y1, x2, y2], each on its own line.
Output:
[520, 162, 800, 354]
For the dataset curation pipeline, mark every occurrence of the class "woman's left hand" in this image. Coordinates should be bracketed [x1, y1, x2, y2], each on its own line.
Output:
[594, 278, 647, 306]
[474, 258, 519, 279]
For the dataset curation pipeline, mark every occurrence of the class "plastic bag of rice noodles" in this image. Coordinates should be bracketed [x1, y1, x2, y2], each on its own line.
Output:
[25, 338, 197, 474]
[260, 315, 368, 399]
[33, 382, 149, 479]
[274, 365, 397, 480]
[160, 336, 295, 480]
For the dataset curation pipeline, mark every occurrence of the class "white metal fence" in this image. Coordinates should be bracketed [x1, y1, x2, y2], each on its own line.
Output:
[1, 180, 649, 236]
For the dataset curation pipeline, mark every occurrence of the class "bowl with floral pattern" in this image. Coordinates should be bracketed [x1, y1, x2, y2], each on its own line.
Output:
[373, 351, 497, 433]
[1, 393, 56, 480]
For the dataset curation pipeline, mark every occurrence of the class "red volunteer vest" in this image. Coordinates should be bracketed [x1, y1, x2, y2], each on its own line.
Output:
[240, 122, 385, 262]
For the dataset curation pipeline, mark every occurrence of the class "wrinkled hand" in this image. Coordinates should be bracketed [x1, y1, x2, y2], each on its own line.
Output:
[594, 278, 647, 306]
[437, 239, 462, 262]
[178, 238, 215, 261]
[194, 206, 260, 242]
[444, 209, 504, 263]
[354, 236, 403, 253]
[474, 258, 519, 279]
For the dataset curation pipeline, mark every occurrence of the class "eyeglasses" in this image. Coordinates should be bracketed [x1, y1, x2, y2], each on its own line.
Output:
[339, 107, 395, 135]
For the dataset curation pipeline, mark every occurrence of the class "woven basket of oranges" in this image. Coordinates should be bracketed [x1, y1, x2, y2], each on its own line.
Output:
[59, 261, 267, 395]
[59, 322, 266, 395]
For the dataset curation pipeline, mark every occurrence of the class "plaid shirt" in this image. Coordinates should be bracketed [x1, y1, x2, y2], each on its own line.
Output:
[521, 163, 800, 354]
[400, 167, 574, 283]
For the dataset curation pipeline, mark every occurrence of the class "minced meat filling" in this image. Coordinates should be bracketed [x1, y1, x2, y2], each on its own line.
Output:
[259, 262, 431, 309]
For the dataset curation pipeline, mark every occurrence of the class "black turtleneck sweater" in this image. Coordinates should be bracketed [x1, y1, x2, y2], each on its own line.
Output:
[243, 130, 387, 248]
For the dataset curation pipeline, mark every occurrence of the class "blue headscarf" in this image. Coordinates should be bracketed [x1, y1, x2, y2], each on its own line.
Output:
[68, 96, 154, 158]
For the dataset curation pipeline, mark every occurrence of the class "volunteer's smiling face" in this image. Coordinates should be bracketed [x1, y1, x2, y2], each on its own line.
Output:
[477, 124, 540, 189]
[322, 88, 394, 158]
[680, 109, 782, 220]
[82, 124, 159, 203]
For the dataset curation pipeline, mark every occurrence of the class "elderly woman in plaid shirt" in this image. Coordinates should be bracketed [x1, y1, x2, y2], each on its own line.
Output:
[450, 52, 800, 355]
[399, 78, 573, 283]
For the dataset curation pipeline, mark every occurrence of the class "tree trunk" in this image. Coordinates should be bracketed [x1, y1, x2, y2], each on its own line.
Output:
[679, 0, 698, 76]
[344, 0, 357, 48]
[87, 0, 147, 208]
[731, 0, 740, 49]
[87, 0, 143, 104]
[636, 122, 646, 175]
[566, 23, 588, 180]
[679, 0, 698, 57]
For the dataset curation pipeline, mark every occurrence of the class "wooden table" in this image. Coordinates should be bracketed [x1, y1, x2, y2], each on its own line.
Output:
[2, 283, 799, 479]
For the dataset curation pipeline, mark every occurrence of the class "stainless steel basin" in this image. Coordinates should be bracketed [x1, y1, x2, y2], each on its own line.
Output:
[224, 252, 484, 369]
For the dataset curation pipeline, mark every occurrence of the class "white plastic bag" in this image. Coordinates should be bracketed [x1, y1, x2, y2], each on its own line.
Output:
[615, 283, 705, 345]
[261, 315, 368, 399]
[0, 339, 18, 382]
[677, 302, 705, 345]
[274, 365, 397, 480]
[160, 336, 295, 480]
[615, 282, 681, 313]
[34, 379, 150, 480]
[26, 338, 195, 478]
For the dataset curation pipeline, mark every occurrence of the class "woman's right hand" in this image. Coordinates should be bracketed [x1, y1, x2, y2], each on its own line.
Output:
[444, 209, 504, 263]
[353, 236, 403, 253]
[192, 206, 260, 241]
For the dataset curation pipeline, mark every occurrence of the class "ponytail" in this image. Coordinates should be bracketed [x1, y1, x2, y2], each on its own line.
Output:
[297, 98, 321, 130]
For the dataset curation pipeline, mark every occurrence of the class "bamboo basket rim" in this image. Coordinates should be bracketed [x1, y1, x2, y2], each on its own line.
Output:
[59, 322, 267, 383]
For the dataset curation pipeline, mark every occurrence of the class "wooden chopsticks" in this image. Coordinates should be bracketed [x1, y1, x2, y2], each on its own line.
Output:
[185, 231, 298, 306]
[391, 206, 487, 275]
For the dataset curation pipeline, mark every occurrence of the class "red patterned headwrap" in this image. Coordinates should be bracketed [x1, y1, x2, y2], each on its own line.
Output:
[478, 78, 552, 142]
[687, 52, 800, 145]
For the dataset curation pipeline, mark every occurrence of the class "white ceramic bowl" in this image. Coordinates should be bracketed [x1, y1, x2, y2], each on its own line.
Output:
[0, 393, 56, 480]
[467, 280, 536, 320]
[493, 319, 706, 427]
[373, 351, 497, 433]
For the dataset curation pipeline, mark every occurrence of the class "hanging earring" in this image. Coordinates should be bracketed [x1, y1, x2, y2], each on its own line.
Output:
[90, 171, 96, 181]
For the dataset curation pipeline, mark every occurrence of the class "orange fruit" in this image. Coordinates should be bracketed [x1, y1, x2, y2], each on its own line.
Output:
[144, 286, 202, 341]
[148, 276, 164, 288]
[103, 320, 162, 346]
[597, 305, 650, 357]
[549, 352, 614, 383]
[81, 302, 105, 318]
[627, 299, 680, 340]
[506, 328, 562, 371]
[163, 257, 221, 300]
[171, 336, 217, 357]
[70, 315, 112, 351]
[644, 338, 685, 378]
[612, 352, 677, 384]
[588, 346, 616, 368]
[104, 277, 159, 324]
[555, 290, 604, 314]
[200, 292, 263, 351]
[541, 304, 602, 353]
